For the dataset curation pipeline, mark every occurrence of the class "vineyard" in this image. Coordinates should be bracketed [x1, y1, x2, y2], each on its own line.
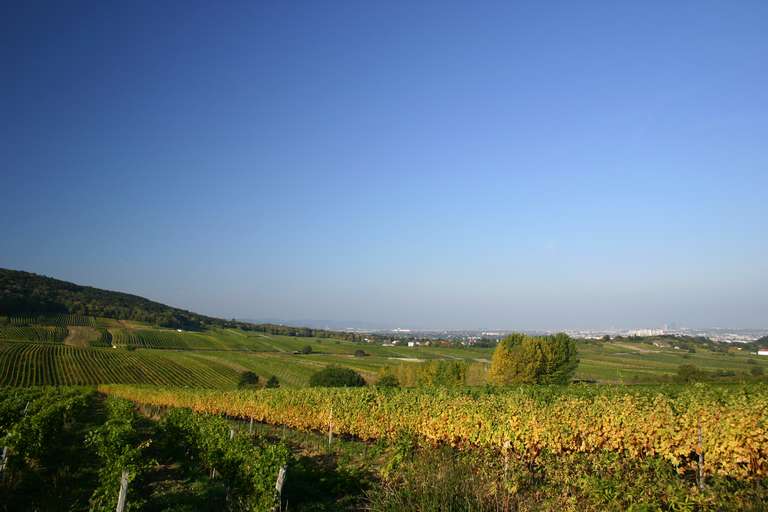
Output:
[100, 383, 768, 480]
[0, 386, 289, 511]
[108, 327, 270, 351]
[1, 314, 99, 327]
[0, 325, 68, 343]
[0, 342, 239, 387]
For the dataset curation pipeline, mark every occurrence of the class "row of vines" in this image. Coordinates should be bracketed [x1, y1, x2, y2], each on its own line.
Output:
[0, 342, 238, 387]
[1, 315, 98, 327]
[0, 325, 68, 343]
[0, 387, 289, 511]
[100, 383, 768, 480]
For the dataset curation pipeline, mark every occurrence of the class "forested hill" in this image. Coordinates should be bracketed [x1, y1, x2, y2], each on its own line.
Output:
[0, 268, 225, 329]
[0, 268, 368, 340]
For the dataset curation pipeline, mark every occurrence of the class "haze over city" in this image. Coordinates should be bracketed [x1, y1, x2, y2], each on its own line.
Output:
[2, 1, 766, 330]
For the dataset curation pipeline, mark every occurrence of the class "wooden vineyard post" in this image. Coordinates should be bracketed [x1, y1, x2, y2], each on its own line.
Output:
[697, 418, 705, 490]
[249, 417, 253, 435]
[328, 406, 333, 450]
[2, 401, 30, 480]
[116, 469, 129, 512]
[0, 446, 8, 480]
[274, 465, 287, 512]
[230, 428, 235, 441]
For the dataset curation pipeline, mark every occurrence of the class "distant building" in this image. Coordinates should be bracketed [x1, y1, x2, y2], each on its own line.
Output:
[758, 350, 768, 356]
[408, 341, 416, 347]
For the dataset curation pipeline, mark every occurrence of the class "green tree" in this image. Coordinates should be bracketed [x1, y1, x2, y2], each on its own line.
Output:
[417, 360, 468, 386]
[300, 345, 313, 354]
[238, 371, 259, 388]
[265, 375, 280, 388]
[489, 332, 578, 385]
[309, 366, 366, 387]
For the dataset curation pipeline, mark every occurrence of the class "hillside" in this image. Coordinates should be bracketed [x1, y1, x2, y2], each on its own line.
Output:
[0, 268, 226, 330]
[0, 268, 368, 341]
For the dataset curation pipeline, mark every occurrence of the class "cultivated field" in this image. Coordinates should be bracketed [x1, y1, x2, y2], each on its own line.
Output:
[1, 316, 766, 388]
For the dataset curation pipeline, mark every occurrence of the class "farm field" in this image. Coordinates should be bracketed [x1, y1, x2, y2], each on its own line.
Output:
[1, 316, 767, 388]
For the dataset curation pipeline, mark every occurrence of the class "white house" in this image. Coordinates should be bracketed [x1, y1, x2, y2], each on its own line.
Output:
[407, 341, 416, 347]
[758, 349, 768, 356]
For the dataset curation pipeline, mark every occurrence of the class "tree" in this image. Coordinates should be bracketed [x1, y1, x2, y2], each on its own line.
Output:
[488, 333, 578, 385]
[238, 371, 259, 388]
[265, 375, 280, 388]
[416, 360, 468, 386]
[300, 345, 313, 355]
[309, 366, 366, 387]
[376, 373, 400, 387]
[354, 349, 367, 357]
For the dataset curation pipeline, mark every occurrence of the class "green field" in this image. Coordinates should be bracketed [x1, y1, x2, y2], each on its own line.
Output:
[1, 316, 766, 388]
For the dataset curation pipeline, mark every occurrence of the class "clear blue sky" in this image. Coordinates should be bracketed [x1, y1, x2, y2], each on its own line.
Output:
[2, 1, 766, 330]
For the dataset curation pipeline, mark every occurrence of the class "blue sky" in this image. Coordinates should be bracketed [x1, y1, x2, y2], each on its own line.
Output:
[2, 1, 766, 329]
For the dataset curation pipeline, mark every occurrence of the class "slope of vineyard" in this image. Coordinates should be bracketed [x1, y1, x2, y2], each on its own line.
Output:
[108, 327, 272, 351]
[100, 383, 768, 479]
[0, 325, 68, 342]
[0, 341, 238, 387]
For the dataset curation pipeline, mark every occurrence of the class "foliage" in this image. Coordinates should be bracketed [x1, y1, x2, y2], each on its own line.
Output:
[309, 366, 366, 387]
[265, 376, 280, 388]
[376, 373, 400, 388]
[100, 383, 768, 479]
[0, 387, 99, 510]
[238, 371, 259, 388]
[86, 397, 153, 511]
[300, 345, 313, 355]
[160, 408, 290, 511]
[390, 360, 470, 387]
[489, 332, 578, 384]
[2, 388, 92, 467]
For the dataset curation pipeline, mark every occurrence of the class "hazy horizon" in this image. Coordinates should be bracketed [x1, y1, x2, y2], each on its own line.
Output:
[2, 2, 766, 330]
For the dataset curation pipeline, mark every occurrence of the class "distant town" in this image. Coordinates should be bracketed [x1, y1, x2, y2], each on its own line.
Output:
[273, 322, 768, 346]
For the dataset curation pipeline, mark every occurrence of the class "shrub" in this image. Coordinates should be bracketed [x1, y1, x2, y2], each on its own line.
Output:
[676, 364, 705, 383]
[300, 345, 313, 355]
[309, 366, 366, 387]
[266, 375, 280, 388]
[354, 349, 368, 357]
[377, 374, 400, 387]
